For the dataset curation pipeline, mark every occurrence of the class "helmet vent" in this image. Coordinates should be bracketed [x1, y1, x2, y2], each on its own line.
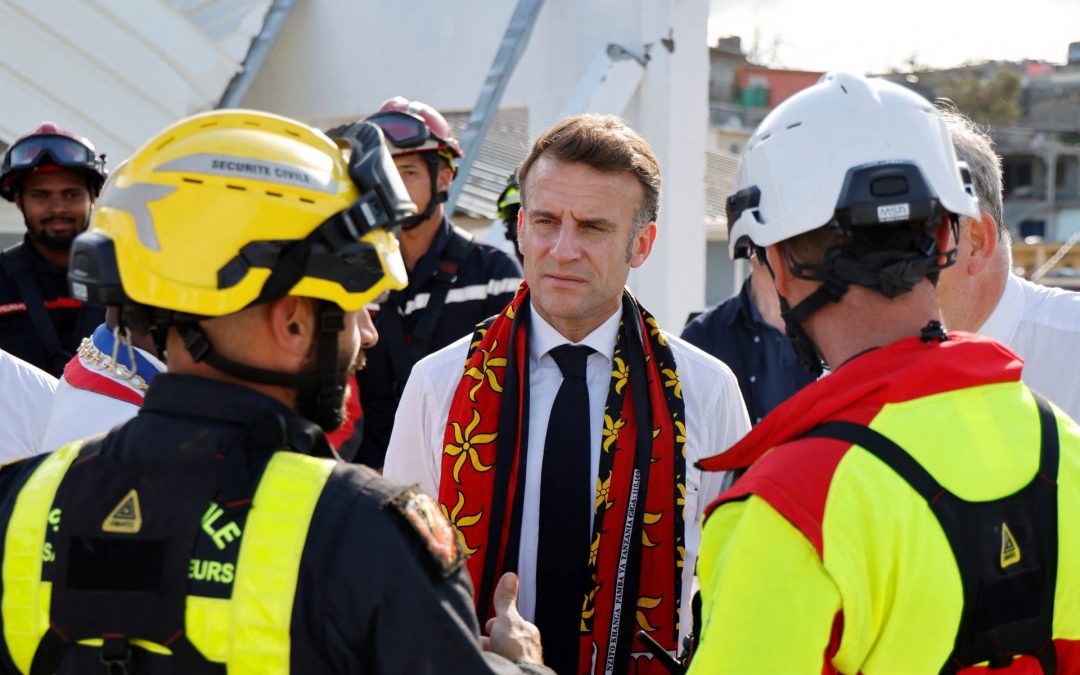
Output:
[284, 128, 301, 138]
[226, 184, 247, 191]
[182, 177, 203, 185]
[759, 132, 772, 141]
[266, 191, 283, 198]
[156, 136, 175, 151]
[199, 121, 219, 128]
[786, 122, 802, 130]
[243, 120, 261, 127]
[299, 197, 315, 204]
[840, 84, 848, 94]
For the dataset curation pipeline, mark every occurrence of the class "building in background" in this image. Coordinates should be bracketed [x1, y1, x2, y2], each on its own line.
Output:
[705, 37, 1080, 297]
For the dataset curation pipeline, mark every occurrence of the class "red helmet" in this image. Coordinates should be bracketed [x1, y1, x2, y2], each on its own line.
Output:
[367, 97, 463, 161]
[0, 122, 107, 202]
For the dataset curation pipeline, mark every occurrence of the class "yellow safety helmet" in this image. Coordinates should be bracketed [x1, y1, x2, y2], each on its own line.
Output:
[69, 109, 412, 316]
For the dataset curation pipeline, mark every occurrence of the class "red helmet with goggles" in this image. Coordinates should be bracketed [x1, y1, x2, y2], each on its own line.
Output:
[367, 97, 463, 166]
[1, 123, 107, 202]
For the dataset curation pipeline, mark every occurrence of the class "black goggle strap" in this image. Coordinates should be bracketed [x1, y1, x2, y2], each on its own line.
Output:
[178, 321, 320, 391]
[314, 302, 346, 423]
[178, 310, 345, 440]
[331, 120, 417, 230]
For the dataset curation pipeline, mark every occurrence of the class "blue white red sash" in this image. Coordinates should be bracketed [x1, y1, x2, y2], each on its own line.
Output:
[63, 324, 163, 406]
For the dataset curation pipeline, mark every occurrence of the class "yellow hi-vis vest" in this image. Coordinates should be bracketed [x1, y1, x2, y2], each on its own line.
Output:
[1, 441, 334, 674]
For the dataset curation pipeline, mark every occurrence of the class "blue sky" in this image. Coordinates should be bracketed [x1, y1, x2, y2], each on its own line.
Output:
[709, 0, 1080, 74]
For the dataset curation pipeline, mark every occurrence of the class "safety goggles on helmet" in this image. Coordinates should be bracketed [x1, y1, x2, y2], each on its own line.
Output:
[6, 134, 98, 170]
[2, 132, 107, 202]
[366, 110, 457, 156]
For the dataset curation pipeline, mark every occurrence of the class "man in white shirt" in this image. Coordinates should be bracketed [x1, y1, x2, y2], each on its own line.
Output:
[385, 114, 749, 674]
[937, 109, 1080, 420]
[0, 348, 57, 460]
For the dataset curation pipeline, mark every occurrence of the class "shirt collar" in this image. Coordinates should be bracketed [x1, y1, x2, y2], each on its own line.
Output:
[977, 273, 1024, 345]
[528, 304, 622, 364]
[736, 281, 762, 326]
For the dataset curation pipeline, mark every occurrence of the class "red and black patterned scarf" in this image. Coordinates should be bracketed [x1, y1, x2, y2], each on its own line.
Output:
[438, 282, 686, 674]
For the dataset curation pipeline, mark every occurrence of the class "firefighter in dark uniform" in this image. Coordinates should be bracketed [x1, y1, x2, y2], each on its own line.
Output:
[496, 174, 524, 265]
[0, 123, 107, 376]
[338, 98, 523, 469]
[0, 110, 550, 674]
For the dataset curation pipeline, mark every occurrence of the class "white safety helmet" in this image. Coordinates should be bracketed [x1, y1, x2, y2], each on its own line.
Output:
[727, 72, 980, 258]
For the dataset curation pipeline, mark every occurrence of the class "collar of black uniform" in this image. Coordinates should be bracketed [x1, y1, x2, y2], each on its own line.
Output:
[140, 373, 335, 457]
[18, 235, 69, 274]
[408, 217, 455, 283]
[141, 373, 306, 429]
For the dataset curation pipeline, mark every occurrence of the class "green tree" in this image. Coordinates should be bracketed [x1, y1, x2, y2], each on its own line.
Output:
[935, 69, 1022, 127]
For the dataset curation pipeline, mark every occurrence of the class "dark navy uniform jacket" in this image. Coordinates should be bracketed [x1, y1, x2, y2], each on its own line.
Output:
[681, 282, 815, 425]
[357, 219, 522, 468]
[0, 374, 550, 674]
[0, 237, 103, 376]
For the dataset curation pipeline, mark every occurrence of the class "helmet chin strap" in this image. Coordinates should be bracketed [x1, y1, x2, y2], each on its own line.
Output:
[177, 301, 347, 435]
[758, 244, 850, 378]
[777, 277, 849, 377]
[398, 153, 445, 231]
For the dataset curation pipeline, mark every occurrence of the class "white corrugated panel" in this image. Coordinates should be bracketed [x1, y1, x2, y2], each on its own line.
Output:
[169, 0, 272, 63]
[0, 0, 275, 235]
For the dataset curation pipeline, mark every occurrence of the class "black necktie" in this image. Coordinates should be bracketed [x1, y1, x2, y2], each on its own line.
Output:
[535, 344, 593, 675]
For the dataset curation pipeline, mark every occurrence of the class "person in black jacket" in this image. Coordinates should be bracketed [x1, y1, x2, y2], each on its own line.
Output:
[682, 253, 815, 425]
[0, 110, 548, 674]
[0, 123, 107, 376]
[343, 98, 522, 469]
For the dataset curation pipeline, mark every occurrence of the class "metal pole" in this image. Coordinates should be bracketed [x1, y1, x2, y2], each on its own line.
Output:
[446, 0, 545, 213]
[218, 0, 298, 109]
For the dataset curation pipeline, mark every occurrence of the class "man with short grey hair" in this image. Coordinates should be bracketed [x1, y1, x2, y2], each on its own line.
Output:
[937, 107, 1080, 420]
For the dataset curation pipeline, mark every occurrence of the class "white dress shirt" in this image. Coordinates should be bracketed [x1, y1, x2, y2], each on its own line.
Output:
[384, 305, 750, 639]
[978, 273, 1080, 422]
[0, 349, 57, 461]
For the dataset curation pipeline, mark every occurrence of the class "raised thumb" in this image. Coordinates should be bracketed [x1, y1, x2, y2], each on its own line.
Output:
[493, 572, 520, 616]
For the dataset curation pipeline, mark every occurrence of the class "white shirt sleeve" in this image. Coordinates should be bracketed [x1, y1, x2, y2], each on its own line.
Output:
[666, 333, 751, 639]
[383, 335, 472, 497]
[0, 350, 58, 461]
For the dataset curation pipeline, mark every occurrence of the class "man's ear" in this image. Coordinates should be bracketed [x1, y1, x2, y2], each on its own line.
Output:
[516, 208, 525, 254]
[629, 221, 657, 268]
[266, 296, 314, 358]
[961, 212, 998, 277]
[437, 164, 454, 194]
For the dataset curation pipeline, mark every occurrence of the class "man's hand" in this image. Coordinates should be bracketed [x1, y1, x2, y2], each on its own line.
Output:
[481, 572, 544, 666]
